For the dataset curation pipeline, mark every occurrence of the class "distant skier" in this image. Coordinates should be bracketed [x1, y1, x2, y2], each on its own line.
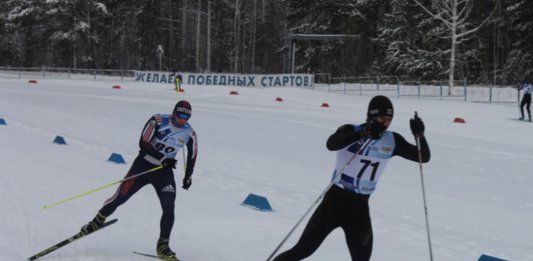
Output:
[519, 80, 532, 121]
[273, 95, 430, 261]
[175, 73, 183, 92]
[80, 100, 198, 261]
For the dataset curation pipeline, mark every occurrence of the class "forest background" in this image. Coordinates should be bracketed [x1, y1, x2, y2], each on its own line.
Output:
[1, 0, 532, 85]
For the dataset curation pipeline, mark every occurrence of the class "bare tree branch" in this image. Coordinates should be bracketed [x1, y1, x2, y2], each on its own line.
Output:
[412, 0, 496, 92]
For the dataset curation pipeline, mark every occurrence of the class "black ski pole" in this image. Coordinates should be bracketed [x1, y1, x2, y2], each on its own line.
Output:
[413, 111, 434, 261]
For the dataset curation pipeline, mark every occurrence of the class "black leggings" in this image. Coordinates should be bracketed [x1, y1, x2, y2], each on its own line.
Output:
[521, 94, 531, 118]
[99, 155, 176, 238]
[274, 186, 373, 261]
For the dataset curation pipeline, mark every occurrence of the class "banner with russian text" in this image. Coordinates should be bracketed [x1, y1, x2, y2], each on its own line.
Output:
[134, 71, 314, 88]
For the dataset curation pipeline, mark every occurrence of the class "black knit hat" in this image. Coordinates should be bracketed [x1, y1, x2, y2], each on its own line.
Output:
[367, 95, 393, 118]
[173, 100, 192, 118]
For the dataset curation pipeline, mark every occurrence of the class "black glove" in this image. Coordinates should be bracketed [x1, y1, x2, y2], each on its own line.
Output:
[161, 158, 177, 169]
[182, 175, 192, 190]
[364, 118, 386, 139]
[410, 111, 425, 137]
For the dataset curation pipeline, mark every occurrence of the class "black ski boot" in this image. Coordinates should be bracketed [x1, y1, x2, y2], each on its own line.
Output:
[157, 237, 178, 261]
[80, 212, 106, 235]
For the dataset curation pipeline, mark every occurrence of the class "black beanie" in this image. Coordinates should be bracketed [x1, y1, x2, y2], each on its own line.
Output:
[367, 95, 393, 118]
[173, 100, 192, 117]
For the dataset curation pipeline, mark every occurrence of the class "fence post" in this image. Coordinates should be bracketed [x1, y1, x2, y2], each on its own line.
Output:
[327, 74, 331, 93]
[518, 86, 521, 103]
[440, 79, 443, 100]
[464, 78, 467, 102]
[376, 76, 380, 95]
[396, 76, 400, 98]
[489, 85, 492, 104]
[343, 81, 346, 95]
[417, 79, 421, 99]
[359, 76, 362, 96]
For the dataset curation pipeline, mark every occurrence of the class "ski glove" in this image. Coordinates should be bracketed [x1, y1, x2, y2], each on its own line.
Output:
[364, 118, 386, 139]
[182, 175, 192, 190]
[410, 112, 425, 137]
[162, 158, 177, 169]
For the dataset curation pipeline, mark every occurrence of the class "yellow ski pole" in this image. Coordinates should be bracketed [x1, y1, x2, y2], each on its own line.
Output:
[43, 165, 163, 209]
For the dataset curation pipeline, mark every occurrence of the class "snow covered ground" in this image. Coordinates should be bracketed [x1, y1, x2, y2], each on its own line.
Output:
[1, 77, 532, 261]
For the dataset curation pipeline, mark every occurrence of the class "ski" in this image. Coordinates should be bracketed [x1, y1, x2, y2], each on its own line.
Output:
[508, 118, 533, 123]
[133, 250, 182, 261]
[27, 219, 118, 261]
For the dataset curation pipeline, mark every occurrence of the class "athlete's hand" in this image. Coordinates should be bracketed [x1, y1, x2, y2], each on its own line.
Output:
[162, 158, 177, 169]
[410, 112, 425, 137]
[182, 175, 192, 190]
[364, 118, 386, 139]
